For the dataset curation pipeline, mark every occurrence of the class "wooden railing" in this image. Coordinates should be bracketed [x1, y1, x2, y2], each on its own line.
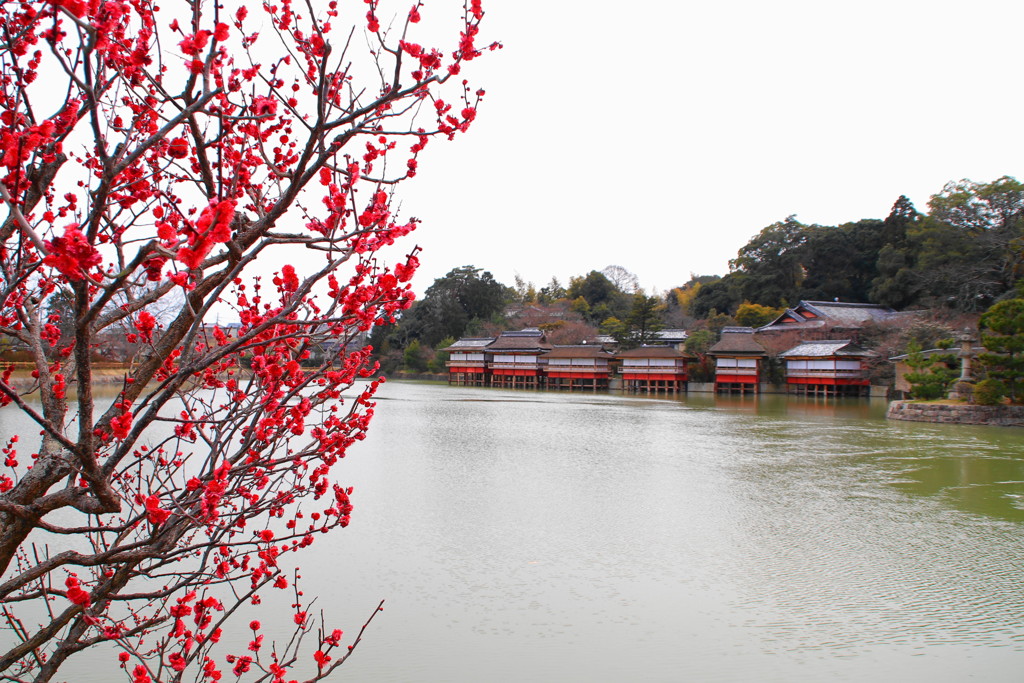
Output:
[619, 365, 684, 374]
[785, 369, 865, 379]
[547, 362, 610, 370]
[489, 362, 542, 370]
[715, 366, 759, 376]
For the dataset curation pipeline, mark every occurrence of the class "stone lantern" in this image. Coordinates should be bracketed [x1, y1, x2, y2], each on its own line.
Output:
[948, 327, 977, 400]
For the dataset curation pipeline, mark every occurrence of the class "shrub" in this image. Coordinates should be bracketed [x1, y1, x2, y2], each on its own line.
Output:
[973, 379, 1006, 406]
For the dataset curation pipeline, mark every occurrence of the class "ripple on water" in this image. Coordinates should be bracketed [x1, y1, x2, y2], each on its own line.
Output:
[8, 385, 1024, 682]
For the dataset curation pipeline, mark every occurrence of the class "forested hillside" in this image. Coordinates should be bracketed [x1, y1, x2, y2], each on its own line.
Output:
[370, 176, 1024, 375]
[690, 177, 1024, 316]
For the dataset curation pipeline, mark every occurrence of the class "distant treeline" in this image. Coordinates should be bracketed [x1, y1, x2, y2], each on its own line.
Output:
[369, 264, 672, 373]
[688, 176, 1024, 317]
[371, 176, 1024, 375]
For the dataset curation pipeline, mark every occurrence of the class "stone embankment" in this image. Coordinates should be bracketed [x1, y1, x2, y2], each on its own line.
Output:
[887, 400, 1024, 427]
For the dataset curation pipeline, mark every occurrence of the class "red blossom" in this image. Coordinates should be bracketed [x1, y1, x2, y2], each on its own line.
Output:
[169, 271, 192, 288]
[52, 373, 66, 399]
[394, 254, 420, 282]
[145, 494, 170, 525]
[177, 200, 236, 269]
[136, 311, 157, 342]
[167, 138, 189, 158]
[43, 226, 102, 281]
[65, 575, 91, 607]
[251, 96, 278, 117]
[48, 0, 88, 18]
[168, 652, 187, 672]
[111, 408, 133, 440]
[179, 30, 211, 56]
[143, 255, 166, 281]
[232, 656, 252, 676]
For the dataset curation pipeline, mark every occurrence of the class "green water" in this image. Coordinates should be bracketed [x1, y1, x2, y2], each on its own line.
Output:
[3, 383, 1024, 681]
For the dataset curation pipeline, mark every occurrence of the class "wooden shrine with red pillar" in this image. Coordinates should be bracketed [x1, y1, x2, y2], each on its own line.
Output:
[617, 346, 692, 394]
[487, 329, 552, 389]
[707, 327, 768, 394]
[778, 340, 876, 397]
[443, 337, 494, 386]
[542, 345, 615, 391]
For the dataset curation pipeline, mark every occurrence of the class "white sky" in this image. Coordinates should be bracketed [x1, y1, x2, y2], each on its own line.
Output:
[395, 0, 1024, 295]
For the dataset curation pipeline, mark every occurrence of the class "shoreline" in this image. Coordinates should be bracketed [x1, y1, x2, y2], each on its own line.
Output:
[887, 400, 1024, 427]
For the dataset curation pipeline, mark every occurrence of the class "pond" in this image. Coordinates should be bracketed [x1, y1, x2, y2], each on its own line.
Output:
[308, 382, 1024, 682]
[3, 381, 1024, 681]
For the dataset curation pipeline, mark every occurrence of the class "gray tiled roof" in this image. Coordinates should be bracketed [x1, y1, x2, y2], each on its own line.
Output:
[654, 329, 688, 342]
[889, 347, 973, 361]
[443, 337, 494, 351]
[759, 300, 899, 332]
[778, 340, 878, 358]
[800, 301, 898, 325]
[542, 345, 615, 359]
[617, 345, 693, 359]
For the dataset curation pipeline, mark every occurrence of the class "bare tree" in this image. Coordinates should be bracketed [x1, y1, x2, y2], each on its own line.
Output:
[601, 265, 640, 293]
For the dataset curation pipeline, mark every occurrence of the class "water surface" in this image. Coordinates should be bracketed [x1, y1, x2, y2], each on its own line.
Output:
[310, 383, 1024, 682]
[3, 382, 1024, 682]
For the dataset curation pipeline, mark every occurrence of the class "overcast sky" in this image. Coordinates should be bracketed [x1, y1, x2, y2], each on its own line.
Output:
[393, 0, 1024, 296]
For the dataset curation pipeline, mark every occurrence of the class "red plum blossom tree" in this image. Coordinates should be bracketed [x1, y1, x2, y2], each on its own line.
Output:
[0, 0, 496, 680]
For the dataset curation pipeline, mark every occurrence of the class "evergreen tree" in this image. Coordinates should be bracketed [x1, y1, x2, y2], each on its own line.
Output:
[403, 339, 429, 373]
[978, 298, 1024, 401]
[538, 277, 567, 303]
[624, 292, 665, 347]
[603, 292, 665, 349]
[903, 339, 958, 400]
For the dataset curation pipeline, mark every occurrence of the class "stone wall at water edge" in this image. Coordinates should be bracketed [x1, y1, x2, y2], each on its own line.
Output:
[887, 401, 1024, 427]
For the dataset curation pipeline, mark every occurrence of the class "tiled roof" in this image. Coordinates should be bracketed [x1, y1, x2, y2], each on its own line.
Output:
[800, 301, 898, 325]
[617, 345, 692, 359]
[708, 327, 767, 356]
[759, 300, 899, 332]
[758, 320, 822, 331]
[487, 329, 551, 352]
[889, 347, 974, 361]
[542, 345, 615, 359]
[654, 329, 688, 342]
[778, 340, 878, 358]
[500, 329, 544, 337]
[443, 337, 494, 351]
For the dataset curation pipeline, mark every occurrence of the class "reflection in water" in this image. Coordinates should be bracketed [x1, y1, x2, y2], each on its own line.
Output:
[885, 445, 1024, 523]
[3, 383, 1024, 682]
